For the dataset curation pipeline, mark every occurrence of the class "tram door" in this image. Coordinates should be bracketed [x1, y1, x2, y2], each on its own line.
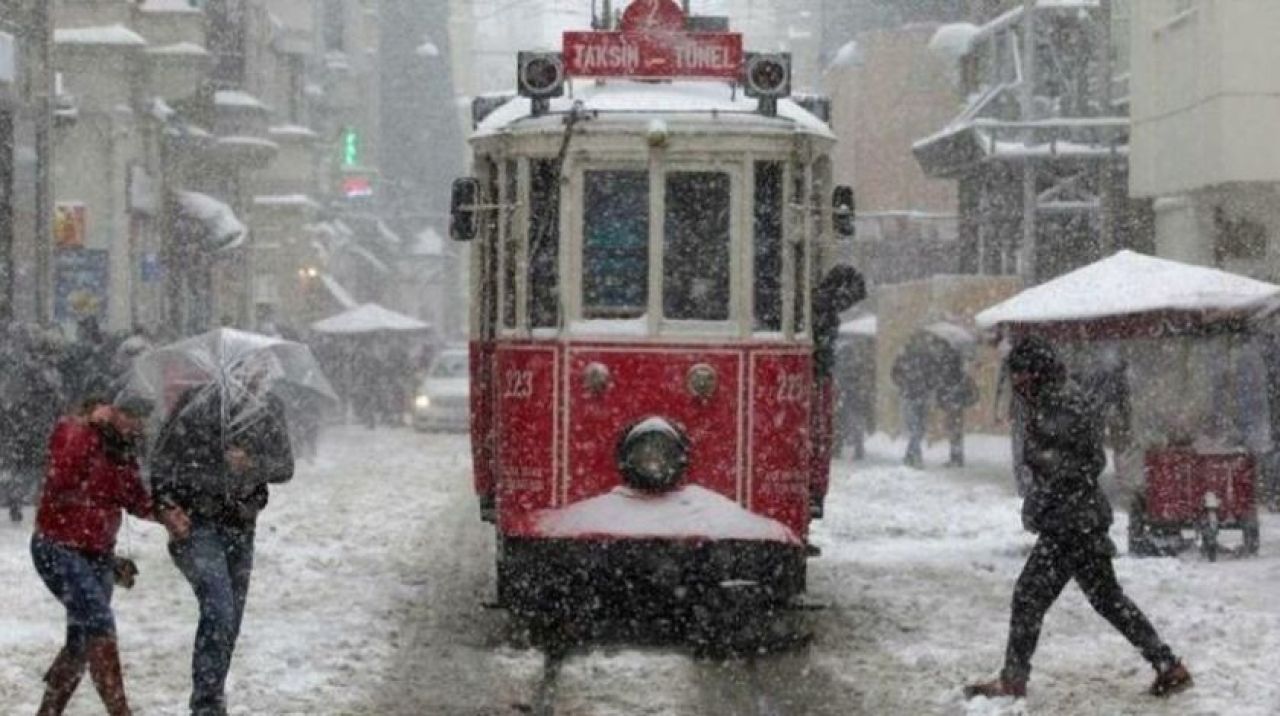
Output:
[472, 158, 502, 516]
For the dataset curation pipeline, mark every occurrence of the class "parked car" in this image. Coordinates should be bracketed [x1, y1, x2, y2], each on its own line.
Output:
[413, 348, 469, 432]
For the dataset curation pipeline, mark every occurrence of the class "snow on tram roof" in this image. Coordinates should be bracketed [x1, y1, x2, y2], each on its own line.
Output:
[475, 80, 834, 139]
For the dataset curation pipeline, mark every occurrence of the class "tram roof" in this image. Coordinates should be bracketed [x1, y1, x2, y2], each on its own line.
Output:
[474, 80, 834, 140]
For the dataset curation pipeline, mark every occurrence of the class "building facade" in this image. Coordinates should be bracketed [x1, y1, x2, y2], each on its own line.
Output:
[1128, 0, 1280, 282]
[0, 0, 51, 324]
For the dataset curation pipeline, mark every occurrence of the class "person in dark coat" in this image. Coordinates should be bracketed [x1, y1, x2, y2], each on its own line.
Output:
[965, 336, 1192, 701]
[2, 326, 67, 522]
[150, 361, 294, 716]
[32, 397, 189, 716]
[809, 266, 867, 518]
[891, 334, 936, 468]
[935, 350, 978, 467]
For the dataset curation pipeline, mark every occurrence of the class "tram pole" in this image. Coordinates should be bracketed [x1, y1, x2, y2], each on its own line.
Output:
[1018, 0, 1037, 282]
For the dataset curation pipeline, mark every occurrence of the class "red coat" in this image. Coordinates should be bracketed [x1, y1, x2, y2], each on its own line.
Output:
[35, 416, 154, 555]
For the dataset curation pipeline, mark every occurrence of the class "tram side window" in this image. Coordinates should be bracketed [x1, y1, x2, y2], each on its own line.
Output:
[664, 172, 731, 321]
[754, 162, 784, 331]
[529, 159, 560, 328]
[502, 160, 518, 329]
[583, 170, 649, 319]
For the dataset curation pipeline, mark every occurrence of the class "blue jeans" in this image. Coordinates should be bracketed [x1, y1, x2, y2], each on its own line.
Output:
[30, 535, 116, 657]
[902, 396, 929, 465]
[169, 522, 255, 716]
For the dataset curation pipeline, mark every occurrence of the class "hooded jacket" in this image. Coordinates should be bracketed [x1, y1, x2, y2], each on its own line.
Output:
[36, 416, 154, 555]
[1020, 374, 1111, 537]
[150, 386, 293, 528]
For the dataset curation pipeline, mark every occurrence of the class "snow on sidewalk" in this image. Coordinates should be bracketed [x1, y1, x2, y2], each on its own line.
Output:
[813, 433, 1280, 715]
[0, 427, 470, 715]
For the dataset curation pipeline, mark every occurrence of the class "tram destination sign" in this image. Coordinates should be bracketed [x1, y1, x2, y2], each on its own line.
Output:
[563, 31, 743, 80]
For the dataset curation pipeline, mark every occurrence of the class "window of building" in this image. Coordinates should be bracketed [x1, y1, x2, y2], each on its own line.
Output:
[663, 171, 731, 321]
[1214, 208, 1267, 263]
[582, 170, 648, 319]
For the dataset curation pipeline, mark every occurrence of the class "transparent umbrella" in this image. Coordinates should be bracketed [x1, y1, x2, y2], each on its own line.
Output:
[124, 328, 338, 451]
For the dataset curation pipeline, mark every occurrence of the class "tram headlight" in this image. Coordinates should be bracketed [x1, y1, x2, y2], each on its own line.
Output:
[414, 395, 431, 410]
[517, 52, 566, 100]
[617, 417, 689, 493]
[743, 53, 792, 99]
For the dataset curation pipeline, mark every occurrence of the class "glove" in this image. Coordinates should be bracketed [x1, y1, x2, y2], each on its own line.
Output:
[113, 557, 138, 589]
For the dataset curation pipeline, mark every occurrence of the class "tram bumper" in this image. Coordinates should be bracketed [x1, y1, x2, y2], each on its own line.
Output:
[498, 486, 806, 612]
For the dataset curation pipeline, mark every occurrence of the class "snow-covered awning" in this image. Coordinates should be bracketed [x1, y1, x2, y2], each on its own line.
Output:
[311, 303, 430, 334]
[839, 315, 877, 337]
[139, 0, 203, 13]
[146, 42, 209, 57]
[976, 251, 1280, 340]
[915, 111, 1128, 178]
[54, 25, 148, 48]
[174, 190, 247, 252]
[253, 194, 321, 210]
[214, 90, 269, 112]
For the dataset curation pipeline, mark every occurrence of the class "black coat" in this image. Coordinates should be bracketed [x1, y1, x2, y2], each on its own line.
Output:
[1019, 377, 1111, 537]
[151, 387, 294, 527]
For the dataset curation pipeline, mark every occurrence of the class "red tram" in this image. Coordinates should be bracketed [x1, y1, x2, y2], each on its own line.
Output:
[449, 0, 860, 613]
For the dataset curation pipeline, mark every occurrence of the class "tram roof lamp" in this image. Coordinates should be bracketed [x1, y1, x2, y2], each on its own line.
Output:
[743, 53, 791, 117]
[517, 51, 565, 116]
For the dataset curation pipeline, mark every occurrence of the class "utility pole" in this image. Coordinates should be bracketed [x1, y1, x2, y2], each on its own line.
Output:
[30, 0, 51, 321]
[1018, 0, 1037, 282]
[1096, 0, 1115, 255]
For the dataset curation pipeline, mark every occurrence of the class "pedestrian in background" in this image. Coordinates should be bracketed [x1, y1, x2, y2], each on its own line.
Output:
[965, 336, 1192, 701]
[31, 397, 189, 716]
[150, 358, 294, 716]
[891, 333, 935, 468]
[935, 354, 978, 468]
[2, 324, 66, 522]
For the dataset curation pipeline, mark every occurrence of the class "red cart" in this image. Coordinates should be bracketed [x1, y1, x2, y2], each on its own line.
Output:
[1132, 448, 1260, 560]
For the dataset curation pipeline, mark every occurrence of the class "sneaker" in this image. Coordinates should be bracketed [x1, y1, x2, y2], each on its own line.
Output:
[1150, 661, 1192, 697]
[964, 678, 1027, 700]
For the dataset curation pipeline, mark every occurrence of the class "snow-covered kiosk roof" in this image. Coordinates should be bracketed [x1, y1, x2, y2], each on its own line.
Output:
[474, 80, 835, 140]
[976, 250, 1280, 340]
[311, 303, 431, 335]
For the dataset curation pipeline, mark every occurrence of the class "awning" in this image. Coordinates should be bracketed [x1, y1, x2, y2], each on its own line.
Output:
[976, 250, 1280, 340]
[174, 190, 247, 252]
[311, 303, 431, 334]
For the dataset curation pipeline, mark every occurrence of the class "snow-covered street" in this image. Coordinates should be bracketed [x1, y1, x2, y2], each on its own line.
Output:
[2, 426, 1278, 715]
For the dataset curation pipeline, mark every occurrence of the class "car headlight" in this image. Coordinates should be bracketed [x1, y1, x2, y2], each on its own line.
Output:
[616, 417, 689, 493]
[414, 395, 431, 409]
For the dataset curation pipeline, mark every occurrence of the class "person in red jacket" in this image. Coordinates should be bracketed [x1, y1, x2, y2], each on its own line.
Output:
[31, 396, 189, 716]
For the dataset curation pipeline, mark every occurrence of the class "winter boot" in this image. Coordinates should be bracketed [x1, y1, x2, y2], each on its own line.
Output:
[964, 677, 1027, 700]
[1149, 661, 1192, 697]
[37, 646, 87, 716]
[86, 636, 132, 716]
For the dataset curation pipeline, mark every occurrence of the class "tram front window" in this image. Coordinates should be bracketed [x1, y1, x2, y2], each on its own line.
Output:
[664, 171, 731, 321]
[583, 170, 649, 319]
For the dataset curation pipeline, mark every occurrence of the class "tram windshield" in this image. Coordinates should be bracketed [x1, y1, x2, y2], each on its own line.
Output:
[664, 172, 731, 321]
[583, 170, 649, 319]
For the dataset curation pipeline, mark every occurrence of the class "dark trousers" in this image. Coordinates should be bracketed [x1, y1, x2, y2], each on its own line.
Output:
[944, 408, 964, 466]
[170, 522, 255, 716]
[31, 535, 117, 656]
[1002, 535, 1175, 683]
